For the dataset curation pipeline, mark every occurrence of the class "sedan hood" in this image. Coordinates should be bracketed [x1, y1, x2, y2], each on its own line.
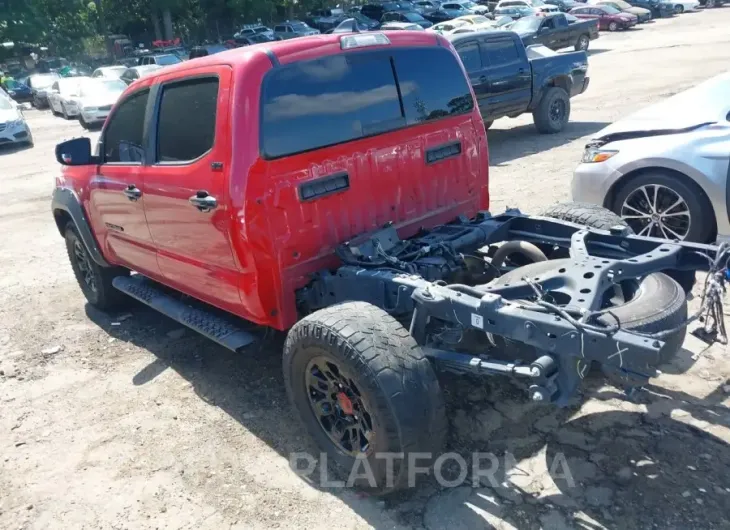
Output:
[592, 71, 730, 140]
[626, 6, 650, 14]
[0, 107, 23, 123]
[80, 94, 122, 108]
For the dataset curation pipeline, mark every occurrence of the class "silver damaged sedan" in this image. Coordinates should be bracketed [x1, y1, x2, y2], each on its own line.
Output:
[572, 72, 730, 243]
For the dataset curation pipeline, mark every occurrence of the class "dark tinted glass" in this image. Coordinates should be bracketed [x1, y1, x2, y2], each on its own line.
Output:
[392, 47, 473, 125]
[103, 90, 149, 163]
[157, 77, 218, 162]
[261, 53, 404, 158]
[484, 38, 521, 66]
[456, 43, 482, 72]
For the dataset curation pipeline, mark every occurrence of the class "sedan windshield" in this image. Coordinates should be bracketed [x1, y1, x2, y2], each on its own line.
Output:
[80, 79, 126, 98]
[466, 15, 490, 23]
[30, 74, 58, 90]
[155, 54, 181, 66]
[405, 12, 427, 20]
[510, 15, 542, 31]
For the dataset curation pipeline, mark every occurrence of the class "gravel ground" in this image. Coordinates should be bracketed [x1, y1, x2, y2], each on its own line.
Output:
[2, 10, 730, 530]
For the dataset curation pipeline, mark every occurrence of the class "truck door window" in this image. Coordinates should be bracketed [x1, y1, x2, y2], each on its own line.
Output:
[156, 77, 219, 163]
[261, 53, 403, 159]
[485, 39, 521, 67]
[393, 47, 474, 125]
[456, 43, 482, 72]
[103, 90, 149, 164]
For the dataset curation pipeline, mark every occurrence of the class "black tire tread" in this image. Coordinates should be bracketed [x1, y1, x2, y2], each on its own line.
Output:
[65, 222, 129, 310]
[283, 301, 447, 494]
[533, 87, 570, 134]
[540, 202, 631, 232]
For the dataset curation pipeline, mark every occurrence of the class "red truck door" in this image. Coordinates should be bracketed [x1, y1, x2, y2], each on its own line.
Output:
[140, 66, 242, 313]
[88, 88, 161, 277]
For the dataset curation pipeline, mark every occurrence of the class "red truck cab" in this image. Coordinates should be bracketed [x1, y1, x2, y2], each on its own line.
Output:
[53, 31, 489, 330]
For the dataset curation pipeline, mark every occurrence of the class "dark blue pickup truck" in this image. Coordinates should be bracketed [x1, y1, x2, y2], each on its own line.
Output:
[448, 30, 590, 134]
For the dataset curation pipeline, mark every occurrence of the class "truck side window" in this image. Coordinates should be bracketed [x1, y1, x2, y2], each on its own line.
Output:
[156, 77, 219, 163]
[103, 90, 149, 164]
[393, 47, 474, 125]
[485, 39, 521, 67]
[456, 43, 482, 72]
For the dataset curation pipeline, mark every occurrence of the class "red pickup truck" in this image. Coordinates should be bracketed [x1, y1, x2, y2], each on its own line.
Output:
[52, 31, 725, 493]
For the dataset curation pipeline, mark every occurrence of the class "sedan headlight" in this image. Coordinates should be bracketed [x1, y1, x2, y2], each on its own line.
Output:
[582, 148, 618, 163]
[7, 119, 26, 130]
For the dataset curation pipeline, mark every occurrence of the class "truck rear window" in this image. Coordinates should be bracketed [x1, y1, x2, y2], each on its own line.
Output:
[261, 47, 474, 159]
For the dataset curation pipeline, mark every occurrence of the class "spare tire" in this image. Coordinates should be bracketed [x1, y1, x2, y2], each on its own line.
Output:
[491, 259, 687, 382]
[539, 202, 696, 294]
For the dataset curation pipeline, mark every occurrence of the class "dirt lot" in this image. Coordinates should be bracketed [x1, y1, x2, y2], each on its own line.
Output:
[3, 11, 730, 530]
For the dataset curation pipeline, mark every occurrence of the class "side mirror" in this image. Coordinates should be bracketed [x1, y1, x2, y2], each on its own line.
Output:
[56, 137, 96, 166]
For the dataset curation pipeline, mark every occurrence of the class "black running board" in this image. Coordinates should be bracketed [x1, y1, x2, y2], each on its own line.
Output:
[112, 275, 257, 352]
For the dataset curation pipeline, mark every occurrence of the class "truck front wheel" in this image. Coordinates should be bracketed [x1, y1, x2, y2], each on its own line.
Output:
[533, 87, 571, 134]
[65, 222, 129, 310]
[283, 301, 447, 495]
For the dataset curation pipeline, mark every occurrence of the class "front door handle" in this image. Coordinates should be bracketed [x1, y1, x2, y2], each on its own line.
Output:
[123, 184, 142, 201]
[189, 191, 218, 212]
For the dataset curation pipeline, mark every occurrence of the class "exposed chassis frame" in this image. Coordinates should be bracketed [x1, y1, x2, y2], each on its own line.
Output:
[302, 210, 723, 405]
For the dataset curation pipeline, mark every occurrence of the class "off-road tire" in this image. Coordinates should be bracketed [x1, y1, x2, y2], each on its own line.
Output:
[533, 87, 570, 134]
[283, 301, 447, 495]
[493, 259, 688, 376]
[540, 202, 696, 293]
[575, 34, 590, 51]
[65, 222, 129, 310]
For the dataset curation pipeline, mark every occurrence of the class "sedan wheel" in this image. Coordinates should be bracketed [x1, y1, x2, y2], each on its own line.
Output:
[613, 172, 714, 243]
[675, 4, 684, 12]
[620, 184, 690, 239]
[608, 21, 619, 31]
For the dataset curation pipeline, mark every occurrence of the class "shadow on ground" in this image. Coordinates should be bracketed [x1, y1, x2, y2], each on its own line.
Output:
[86, 302, 730, 530]
[487, 121, 610, 166]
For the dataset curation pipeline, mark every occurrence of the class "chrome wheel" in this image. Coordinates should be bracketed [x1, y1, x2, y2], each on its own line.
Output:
[305, 356, 375, 457]
[73, 240, 97, 293]
[620, 184, 691, 240]
[577, 35, 589, 50]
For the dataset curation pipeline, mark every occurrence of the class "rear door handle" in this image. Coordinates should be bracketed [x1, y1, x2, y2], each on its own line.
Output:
[123, 184, 142, 201]
[189, 191, 218, 212]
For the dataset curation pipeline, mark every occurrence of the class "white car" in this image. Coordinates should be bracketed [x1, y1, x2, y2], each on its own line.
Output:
[429, 19, 472, 34]
[0, 95, 32, 147]
[441, 1, 491, 14]
[68, 78, 127, 129]
[450, 21, 500, 32]
[47, 77, 88, 119]
[572, 71, 730, 243]
[664, 0, 700, 12]
[496, 0, 560, 11]
[91, 66, 127, 79]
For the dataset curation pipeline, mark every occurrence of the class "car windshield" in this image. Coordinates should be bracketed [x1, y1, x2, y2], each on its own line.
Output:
[249, 34, 271, 43]
[58, 79, 81, 94]
[398, 0, 419, 8]
[613, 0, 631, 7]
[602, 5, 621, 13]
[254, 26, 270, 32]
[404, 12, 426, 20]
[4, 79, 26, 90]
[510, 15, 542, 31]
[0, 97, 14, 110]
[565, 13, 578, 21]
[80, 79, 126, 97]
[466, 15, 490, 23]
[462, 1, 479, 7]
[291, 22, 310, 29]
[30, 74, 58, 89]
[155, 54, 181, 65]
[532, 0, 546, 5]
[104, 67, 127, 77]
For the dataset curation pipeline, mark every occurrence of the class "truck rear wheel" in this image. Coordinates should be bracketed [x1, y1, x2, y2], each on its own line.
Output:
[575, 34, 590, 51]
[65, 222, 129, 310]
[533, 87, 570, 134]
[283, 301, 447, 495]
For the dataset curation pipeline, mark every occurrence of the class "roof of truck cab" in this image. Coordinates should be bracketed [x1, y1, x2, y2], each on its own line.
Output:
[446, 29, 514, 45]
[148, 31, 445, 74]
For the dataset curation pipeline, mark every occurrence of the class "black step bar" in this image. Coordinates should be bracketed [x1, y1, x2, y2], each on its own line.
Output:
[112, 275, 257, 352]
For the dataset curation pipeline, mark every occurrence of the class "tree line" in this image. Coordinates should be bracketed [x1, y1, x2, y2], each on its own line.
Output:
[1, 0, 330, 57]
